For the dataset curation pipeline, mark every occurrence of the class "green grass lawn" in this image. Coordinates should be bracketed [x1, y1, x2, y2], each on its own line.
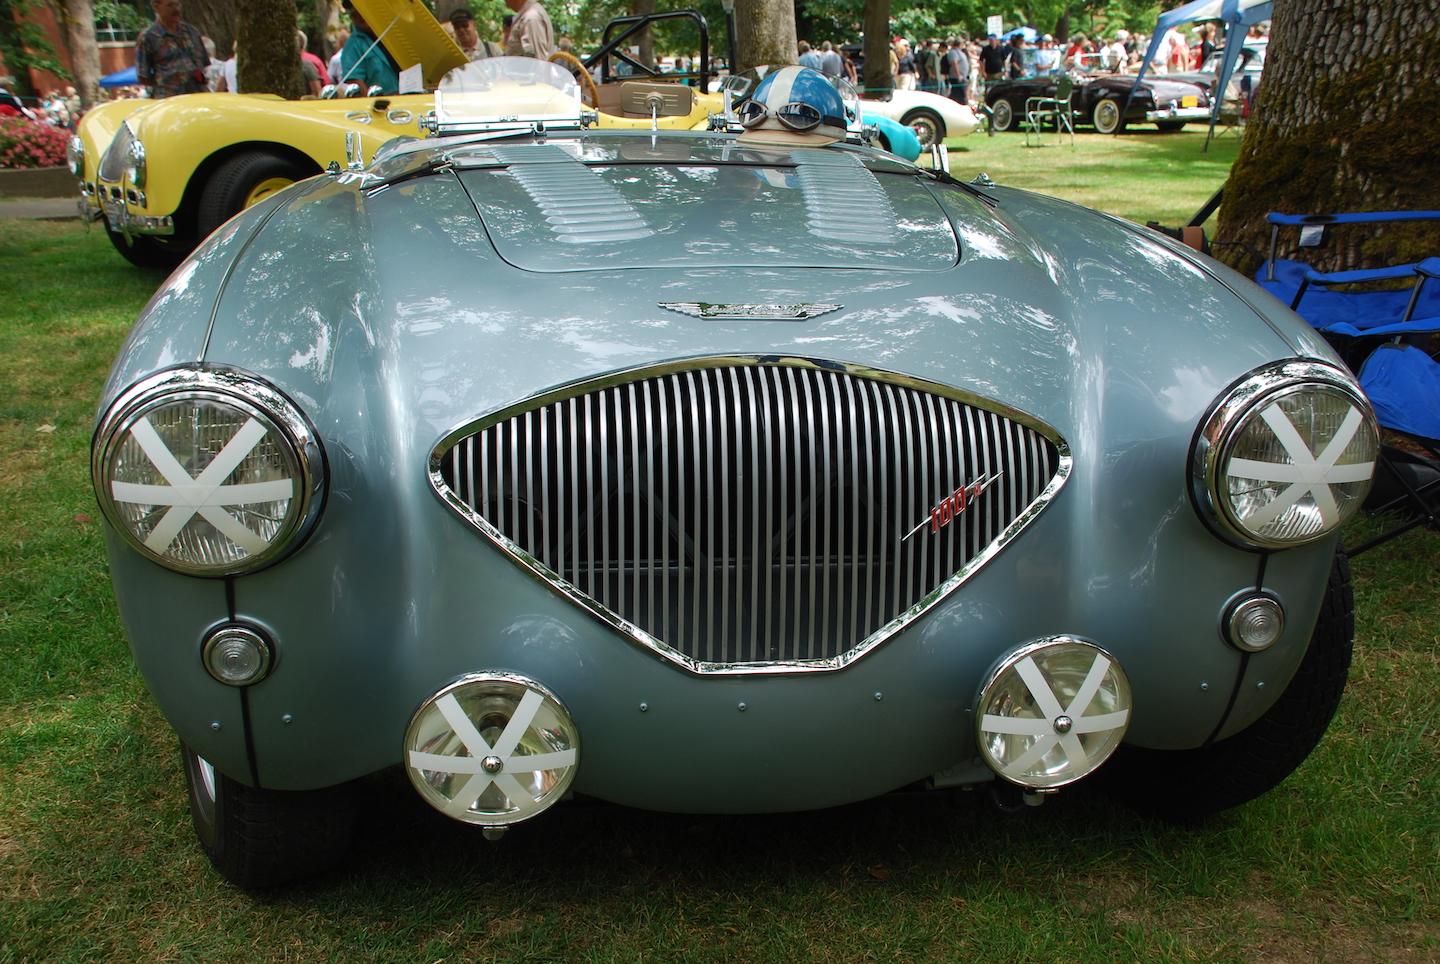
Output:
[945, 128, 1239, 227]
[2, 144, 1438, 962]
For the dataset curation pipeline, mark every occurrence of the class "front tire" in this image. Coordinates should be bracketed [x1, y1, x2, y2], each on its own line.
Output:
[900, 107, 945, 147]
[195, 149, 312, 242]
[1108, 550, 1354, 821]
[990, 99, 1015, 132]
[1092, 97, 1126, 134]
[182, 744, 357, 889]
[103, 220, 186, 270]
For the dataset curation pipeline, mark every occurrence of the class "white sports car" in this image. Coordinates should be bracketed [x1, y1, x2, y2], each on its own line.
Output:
[860, 88, 980, 145]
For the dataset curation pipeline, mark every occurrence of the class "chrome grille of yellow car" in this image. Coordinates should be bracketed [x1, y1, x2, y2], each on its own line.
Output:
[431, 359, 1068, 673]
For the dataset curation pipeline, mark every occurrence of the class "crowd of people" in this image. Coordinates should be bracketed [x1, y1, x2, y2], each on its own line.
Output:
[126, 0, 558, 101]
[5, 0, 1267, 128]
[797, 20, 1265, 108]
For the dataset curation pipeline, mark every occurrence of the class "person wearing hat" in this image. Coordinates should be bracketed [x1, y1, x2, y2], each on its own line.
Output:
[449, 8, 502, 60]
[338, 0, 399, 93]
[734, 65, 847, 149]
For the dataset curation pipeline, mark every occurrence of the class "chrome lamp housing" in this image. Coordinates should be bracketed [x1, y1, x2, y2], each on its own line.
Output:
[91, 368, 325, 577]
[1192, 360, 1378, 549]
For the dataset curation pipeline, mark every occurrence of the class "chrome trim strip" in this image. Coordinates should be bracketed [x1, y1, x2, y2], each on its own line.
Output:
[428, 355, 1072, 676]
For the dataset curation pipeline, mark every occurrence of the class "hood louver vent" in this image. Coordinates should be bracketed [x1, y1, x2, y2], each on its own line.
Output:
[488, 144, 653, 244]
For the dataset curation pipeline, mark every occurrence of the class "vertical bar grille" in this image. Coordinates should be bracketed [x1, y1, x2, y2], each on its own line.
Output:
[436, 363, 1064, 670]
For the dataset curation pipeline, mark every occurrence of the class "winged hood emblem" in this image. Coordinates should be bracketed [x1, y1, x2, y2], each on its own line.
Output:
[659, 303, 843, 321]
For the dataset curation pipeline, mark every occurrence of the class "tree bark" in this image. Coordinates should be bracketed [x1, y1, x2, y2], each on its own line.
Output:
[58, 0, 100, 106]
[181, 0, 236, 59]
[862, 0, 890, 95]
[1217, 0, 1440, 276]
[629, 0, 655, 69]
[236, 0, 304, 98]
[314, 0, 338, 61]
[734, 0, 796, 72]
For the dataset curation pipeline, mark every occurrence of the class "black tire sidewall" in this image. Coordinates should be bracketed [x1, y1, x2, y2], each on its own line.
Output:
[901, 108, 944, 146]
[196, 150, 311, 241]
[1093, 97, 1124, 134]
[991, 99, 1014, 132]
[1106, 549, 1355, 820]
[103, 219, 185, 270]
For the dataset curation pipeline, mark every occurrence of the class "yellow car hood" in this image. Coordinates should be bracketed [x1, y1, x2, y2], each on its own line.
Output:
[351, 0, 468, 88]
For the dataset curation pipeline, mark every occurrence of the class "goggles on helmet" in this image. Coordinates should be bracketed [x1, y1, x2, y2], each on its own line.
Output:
[736, 98, 825, 132]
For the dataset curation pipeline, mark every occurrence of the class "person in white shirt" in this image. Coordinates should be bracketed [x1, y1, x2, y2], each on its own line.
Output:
[328, 28, 348, 83]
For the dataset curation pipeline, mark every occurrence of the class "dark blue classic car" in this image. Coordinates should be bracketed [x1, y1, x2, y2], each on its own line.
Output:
[986, 65, 1212, 133]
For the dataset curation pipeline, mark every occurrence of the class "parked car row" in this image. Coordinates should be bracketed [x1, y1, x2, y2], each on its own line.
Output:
[985, 67, 1212, 134]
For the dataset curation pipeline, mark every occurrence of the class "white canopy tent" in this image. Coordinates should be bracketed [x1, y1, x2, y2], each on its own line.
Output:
[1130, 0, 1272, 147]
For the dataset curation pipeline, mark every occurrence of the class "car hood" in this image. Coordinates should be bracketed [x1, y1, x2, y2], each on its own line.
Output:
[449, 138, 958, 272]
[144, 140, 1333, 472]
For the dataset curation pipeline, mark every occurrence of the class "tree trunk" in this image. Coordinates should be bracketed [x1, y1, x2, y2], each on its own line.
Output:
[734, 0, 796, 72]
[58, 0, 100, 107]
[862, 0, 890, 95]
[1217, 0, 1440, 276]
[181, 0, 236, 59]
[314, 0, 338, 61]
[629, 0, 655, 69]
[236, 0, 304, 98]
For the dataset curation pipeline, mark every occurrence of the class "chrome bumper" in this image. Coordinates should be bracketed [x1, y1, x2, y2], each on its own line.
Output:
[99, 189, 174, 237]
[1144, 105, 1210, 122]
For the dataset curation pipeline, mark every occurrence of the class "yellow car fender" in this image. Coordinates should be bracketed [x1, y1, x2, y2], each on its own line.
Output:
[122, 91, 438, 221]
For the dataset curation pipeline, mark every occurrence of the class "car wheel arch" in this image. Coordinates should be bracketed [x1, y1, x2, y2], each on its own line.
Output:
[174, 141, 324, 245]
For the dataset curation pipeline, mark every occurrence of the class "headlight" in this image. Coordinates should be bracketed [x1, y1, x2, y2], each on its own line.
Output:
[125, 136, 146, 189]
[66, 135, 84, 176]
[1193, 361, 1377, 548]
[92, 368, 325, 576]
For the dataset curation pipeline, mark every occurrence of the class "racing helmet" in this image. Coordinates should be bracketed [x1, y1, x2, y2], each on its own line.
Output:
[735, 65, 848, 148]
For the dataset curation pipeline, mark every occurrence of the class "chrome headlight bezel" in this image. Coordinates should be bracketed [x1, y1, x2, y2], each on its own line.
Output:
[66, 134, 84, 176]
[92, 368, 326, 577]
[125, 135, 146, 190]
[1192, 360, 1378, 549]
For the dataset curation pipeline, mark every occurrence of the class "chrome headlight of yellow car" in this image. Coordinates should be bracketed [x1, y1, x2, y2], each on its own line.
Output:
[125, 133, 147, 190]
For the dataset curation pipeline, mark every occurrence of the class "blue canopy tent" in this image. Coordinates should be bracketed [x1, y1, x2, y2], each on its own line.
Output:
[1129, 0, 1271, 148]
[100, 65, 137, 88]
[1001, 26, 1038, 42]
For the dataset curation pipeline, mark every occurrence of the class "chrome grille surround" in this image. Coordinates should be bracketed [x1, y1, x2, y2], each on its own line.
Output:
[429, 357, 1070, 676]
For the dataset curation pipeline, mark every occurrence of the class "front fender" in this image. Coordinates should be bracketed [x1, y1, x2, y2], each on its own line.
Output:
[121, 92, 435, 219]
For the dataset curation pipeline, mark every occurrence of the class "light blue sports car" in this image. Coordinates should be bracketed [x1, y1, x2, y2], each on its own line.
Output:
[91, 60, 1378, 888]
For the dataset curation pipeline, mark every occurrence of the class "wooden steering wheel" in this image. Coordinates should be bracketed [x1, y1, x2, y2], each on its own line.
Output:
[548, 50, 599, 108]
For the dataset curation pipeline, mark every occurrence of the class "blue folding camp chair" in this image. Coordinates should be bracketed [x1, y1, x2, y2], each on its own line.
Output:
[1348, 342, 1440, 553]
[1257, 212, 1440, 349]
[1256, 210, 1440, 553]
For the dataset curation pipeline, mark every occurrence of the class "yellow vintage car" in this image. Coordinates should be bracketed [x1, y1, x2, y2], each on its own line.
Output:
[73, 0, 722, 268]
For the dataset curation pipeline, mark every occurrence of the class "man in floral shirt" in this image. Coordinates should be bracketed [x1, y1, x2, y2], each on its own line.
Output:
[135, 0, 208, 99]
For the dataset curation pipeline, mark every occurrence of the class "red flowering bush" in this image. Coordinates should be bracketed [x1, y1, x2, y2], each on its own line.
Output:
[0, 118, 70, 169]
